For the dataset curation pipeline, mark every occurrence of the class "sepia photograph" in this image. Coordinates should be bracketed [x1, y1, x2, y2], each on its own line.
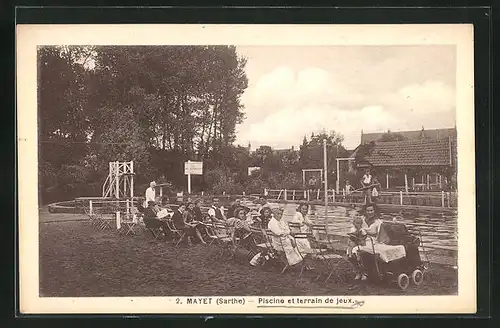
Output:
[17, 24, 476, 314]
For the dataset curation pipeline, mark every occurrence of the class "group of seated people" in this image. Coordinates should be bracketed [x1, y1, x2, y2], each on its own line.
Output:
[140, 196, 383, 282]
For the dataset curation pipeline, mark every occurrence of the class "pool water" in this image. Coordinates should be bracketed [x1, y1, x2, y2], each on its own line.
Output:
[168, 197, 458, 251]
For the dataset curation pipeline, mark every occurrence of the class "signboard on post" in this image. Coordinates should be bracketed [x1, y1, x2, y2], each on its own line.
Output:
[184, 161, 203, 194]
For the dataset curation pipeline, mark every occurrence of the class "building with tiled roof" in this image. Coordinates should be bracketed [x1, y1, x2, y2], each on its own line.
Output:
[348, 127, 457, 191]
[358, 139, 453, 167]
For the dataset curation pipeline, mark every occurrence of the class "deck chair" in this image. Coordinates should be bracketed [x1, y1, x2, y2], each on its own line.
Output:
[119, 213, 142, 236]
[83, 206, 96, 227]
[90, 208, 104, 230]
[164, 219, 186, 246]
[287, 222, 302, 236]
[249, 226, 267, 252]
[293, 232, 314, 279]
[210, 222, 236, 260]
[309, 224, 344, 283]
[98, 213, 115, 231]
[143, 217, 164, 240]
[264, 230, 293, 275]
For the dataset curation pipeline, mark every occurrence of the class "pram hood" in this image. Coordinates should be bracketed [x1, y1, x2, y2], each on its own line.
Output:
[377, 222, 413, 245]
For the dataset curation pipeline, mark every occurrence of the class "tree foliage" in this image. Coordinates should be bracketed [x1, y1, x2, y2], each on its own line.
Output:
[39, 46, 353, 202]
[38, 45, 248, 202]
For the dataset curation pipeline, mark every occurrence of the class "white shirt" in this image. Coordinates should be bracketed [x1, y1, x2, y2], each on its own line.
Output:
[208, 206, 226, 219]
[268, 217, 290, 236]
[145, 187, 156, 203]
[287, 212, 313, 232]
[365, 218, 382, 237]
[362, 174, 372, 185]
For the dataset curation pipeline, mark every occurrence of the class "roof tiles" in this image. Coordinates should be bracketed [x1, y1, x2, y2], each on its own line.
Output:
[361, 139, 452, 167]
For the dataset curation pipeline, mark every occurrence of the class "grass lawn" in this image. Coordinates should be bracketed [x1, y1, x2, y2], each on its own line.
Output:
[39, 216, 458, 297]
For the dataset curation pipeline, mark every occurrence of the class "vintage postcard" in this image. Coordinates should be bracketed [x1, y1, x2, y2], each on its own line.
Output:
[17, 24, 476, 314]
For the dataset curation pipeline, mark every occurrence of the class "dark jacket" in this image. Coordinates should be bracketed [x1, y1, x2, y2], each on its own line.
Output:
[171, 210, 184, 229]
[193, 206, 203, 222]
[211, 206, 224, 221]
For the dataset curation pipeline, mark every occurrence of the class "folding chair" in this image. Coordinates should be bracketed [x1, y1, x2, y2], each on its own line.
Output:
[287, 222, 302, 236]
[143, 218, 164, 240]
[97, 212, 115, 231]
[265, 230, 292, 275]
[293, 232, 315, 279]
[164, 219, 187, 246]
[309, 224, 345, 283]
[83, 206, 96, 227]
[120, 213, 142, 236]
[210, 222, 236, 260]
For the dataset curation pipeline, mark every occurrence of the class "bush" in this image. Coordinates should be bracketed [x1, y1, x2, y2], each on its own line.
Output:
[205, 168, 244, 195]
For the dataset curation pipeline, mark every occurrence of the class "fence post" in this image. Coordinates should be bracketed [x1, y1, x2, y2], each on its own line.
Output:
[447, 192, 450, 207]
[399, 191, 403, 205]
[116, 211, 121, 230]
[441, 191, 445, 207]
[284, 189, 288, 201]
[332, 189, 335, 203]
[292, 190, 296, 200]
[303, 190, 306, 199]
[89, 200, 93, 215]
[126, 199, 130, 215]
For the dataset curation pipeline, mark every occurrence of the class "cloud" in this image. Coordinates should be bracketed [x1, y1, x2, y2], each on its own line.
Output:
[237, 65, 455, 149]
[394, 81, 455, 114]
[238, 104, 404, 149]
[241, 66, 367, 122]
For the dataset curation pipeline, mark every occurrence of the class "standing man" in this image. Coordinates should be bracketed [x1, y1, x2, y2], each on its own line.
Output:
[360, 169, 373, 204]
[145, 181, 157, 209]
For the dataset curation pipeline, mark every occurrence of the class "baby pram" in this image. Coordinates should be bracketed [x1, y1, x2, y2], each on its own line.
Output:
[356, 221, 426, 290]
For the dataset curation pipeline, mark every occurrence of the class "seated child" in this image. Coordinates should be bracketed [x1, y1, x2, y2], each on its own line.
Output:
[347, 216, 367, 256]
[347, 216, 368, 280]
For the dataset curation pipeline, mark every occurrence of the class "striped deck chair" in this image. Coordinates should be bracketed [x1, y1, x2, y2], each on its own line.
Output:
[90, 208, 104, 230]
[293, 232, 314, 279]
[309, 224, 344, 283]
[249, 226, 267, 252]
[287, 222, 302, 236]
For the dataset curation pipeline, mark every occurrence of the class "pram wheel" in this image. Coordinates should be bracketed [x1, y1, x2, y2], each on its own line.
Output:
[411, 269, 424, 285]
[397, 273, 410, 290]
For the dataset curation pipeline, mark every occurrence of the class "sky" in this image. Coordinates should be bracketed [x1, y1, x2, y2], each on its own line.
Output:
[234, 45, 456, 150]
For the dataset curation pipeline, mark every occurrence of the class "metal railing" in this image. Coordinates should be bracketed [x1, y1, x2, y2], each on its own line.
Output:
[263, 188, 457, 208]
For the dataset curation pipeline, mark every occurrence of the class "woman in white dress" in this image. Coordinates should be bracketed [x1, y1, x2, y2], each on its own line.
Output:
[268, 211, 304, 266]
[287, 203, 314, 232]
[285, 203, 313, 255]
